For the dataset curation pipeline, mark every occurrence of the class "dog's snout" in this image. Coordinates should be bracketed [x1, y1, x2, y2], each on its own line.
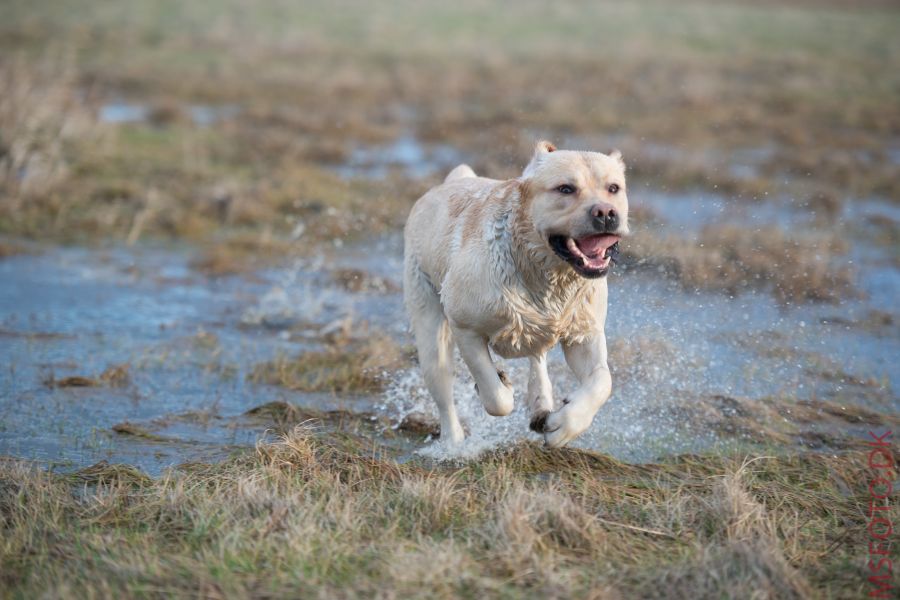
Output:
[590, 203, 619, 232]
[589, 203, 614, 221]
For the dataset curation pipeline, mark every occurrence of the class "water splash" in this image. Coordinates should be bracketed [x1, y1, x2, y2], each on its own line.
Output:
[380, 359, 537, 461]
[378, 313, 720, 464]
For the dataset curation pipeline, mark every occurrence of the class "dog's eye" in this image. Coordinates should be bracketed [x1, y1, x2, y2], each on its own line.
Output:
[556, 184, 576, 195]
[607, 183, 620, 194]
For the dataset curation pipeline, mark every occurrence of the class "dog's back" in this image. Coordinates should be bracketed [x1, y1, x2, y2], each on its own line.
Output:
[404, 165, 506, 294]
[443, 164, 476, 183]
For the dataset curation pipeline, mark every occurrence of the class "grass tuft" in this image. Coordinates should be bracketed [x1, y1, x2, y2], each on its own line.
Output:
[624, 224, 855, 303]
[0, 428, 884, 597]
[249, 333, 408, 393]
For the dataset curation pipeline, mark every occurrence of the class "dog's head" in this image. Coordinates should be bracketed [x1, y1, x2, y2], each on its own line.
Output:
[520, 141, 630, 278]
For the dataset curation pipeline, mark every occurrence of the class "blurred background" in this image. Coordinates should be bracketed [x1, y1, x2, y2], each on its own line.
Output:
[0, 0, 898, 471]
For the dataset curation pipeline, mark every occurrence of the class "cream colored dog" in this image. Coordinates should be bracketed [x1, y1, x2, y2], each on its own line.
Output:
[403, 141, 629, 447]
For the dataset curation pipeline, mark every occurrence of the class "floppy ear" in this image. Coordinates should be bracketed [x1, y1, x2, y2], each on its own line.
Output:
[522, 140, 556, 178]
[609, 149, 625, 170]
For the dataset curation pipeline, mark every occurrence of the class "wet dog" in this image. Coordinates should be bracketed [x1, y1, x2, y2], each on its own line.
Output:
[403, 141, 629, 447]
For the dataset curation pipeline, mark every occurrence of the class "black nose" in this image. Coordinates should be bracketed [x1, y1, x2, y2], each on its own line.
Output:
[590, 204, 619, 232]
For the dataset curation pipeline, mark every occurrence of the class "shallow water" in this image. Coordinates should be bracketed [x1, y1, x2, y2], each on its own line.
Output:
[332, 134, 466, 180]
[99, 101, 239, 126]
[0, 245, 394, 474]
[1, 190, 897, 473]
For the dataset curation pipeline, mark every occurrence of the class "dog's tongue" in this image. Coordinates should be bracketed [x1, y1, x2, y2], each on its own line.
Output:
[574, 234, 620, 258]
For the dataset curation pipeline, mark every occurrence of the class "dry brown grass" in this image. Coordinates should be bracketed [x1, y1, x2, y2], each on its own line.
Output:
[110, 422, 173, 443]
[623, 224, 855, 303]
[331, 267, 401, 294]
[0, 426, 885, 598]
[1, 0, 898, 254]
[249, 333, 409, 393]
[666, 393, 899, 450]
[0, 52, 93, 200]
[189, 233, 293, 277]
[244, 401, 374, 429]
[0, 4, 893, 596]
[0, 50, 414, 250]
[44, 363, 131, 389]
[0, 240, 27, 258]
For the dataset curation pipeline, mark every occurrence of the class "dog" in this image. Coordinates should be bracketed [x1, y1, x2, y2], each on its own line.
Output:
[403, 141, 629, 447]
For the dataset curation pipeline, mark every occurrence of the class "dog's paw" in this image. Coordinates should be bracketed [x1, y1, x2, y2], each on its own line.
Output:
[543, 401, 593, 448]
[441, 421, 466, 445]
[529, 410, 550, 433]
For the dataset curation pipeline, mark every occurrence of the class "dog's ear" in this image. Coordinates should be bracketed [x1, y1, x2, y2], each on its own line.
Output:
[522, 140, 556, 178]
[535, 140, 557, 154]
[609, 149, 625, 170]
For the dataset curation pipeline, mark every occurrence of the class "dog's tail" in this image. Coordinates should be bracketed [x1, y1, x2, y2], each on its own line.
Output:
[444, 164, 476, 183]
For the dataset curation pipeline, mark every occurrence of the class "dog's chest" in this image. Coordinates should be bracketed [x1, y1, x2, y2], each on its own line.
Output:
[487, 285, 593, 358]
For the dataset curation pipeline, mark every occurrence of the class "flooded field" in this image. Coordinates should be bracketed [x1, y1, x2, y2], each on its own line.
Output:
[2, 179, 896, 475]
[1, 2, 898, 596]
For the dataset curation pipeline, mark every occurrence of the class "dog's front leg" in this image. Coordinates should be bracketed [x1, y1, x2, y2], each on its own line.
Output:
[452, 326, 515, 416]
[543, 333, 612, 447]
[526, 354, 554, 433]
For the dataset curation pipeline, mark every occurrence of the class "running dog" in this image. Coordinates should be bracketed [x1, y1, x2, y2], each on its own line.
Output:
[403, 141, 629, 447]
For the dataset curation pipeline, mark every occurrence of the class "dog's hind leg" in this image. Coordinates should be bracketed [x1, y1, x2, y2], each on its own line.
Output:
[526, 353, 554, 433]
[405, 267, 465, 444]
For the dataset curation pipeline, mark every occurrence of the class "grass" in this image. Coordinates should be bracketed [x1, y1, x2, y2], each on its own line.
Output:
[0, 51, 411, 258]
[622, 223, 855, 303]
[821, 309, 896, 336]
[0, 0, 897, 299]
[664, 392, 899, 450]
[2, 2, 899, 206]
[249, 334, 409, 393]
[0, 425, 890, 598]
[0, 240, 27, 258]
[1, 2, 897, 596]
[0, 57, 407, 250]
[110, 422, 174, 443]
[43, 363, 131, 389]
[331, 267, 400, 293]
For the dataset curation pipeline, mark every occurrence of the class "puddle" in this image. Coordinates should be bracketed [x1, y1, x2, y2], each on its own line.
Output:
[99, 101, 239, 126]
[727, 145, 777, 180]
[188, 104, 240, 126]
[333, 134, 465, 180]
[888, 144, 900, 166]
[1, 189, 897, 473]
[0, 246, 333, 474]
[557, 132, 776, 184]
[99, 103, 148, 124]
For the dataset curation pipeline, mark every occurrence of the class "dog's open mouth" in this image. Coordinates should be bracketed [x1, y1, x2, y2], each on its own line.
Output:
[548, 234, 620, 278]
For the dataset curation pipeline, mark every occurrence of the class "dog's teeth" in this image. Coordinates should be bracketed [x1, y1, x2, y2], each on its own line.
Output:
[604, 242, 620, 260]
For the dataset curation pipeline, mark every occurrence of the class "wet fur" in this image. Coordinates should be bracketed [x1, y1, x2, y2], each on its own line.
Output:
[403, 141, 629, 447]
